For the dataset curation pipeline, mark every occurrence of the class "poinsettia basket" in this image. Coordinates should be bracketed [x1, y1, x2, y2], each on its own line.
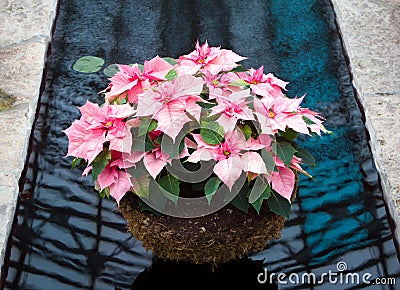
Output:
[64, 41, 328, 264]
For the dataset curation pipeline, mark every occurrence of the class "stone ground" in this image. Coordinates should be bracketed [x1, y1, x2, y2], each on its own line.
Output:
[0, 0, 59, 273]
[0, 0, 399, 275]
[331, 0, 400, 245]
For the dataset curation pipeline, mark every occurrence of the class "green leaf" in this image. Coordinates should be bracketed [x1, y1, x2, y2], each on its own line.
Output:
[132, 133, 156, 152]
[138, 117, 158, 136]
[241, 124, 253, 140]
[230, 79, 249, 87]
[204, 177, 221, 204]
[72, 56, 105, 73]
[148, 119, 158, 132]
[71, 157, 84, 169]
[274, 142, 297, 168]
[138, 64, 144, 72]
[200, 121, 225, 145]
[230, 184, 250, 213]
[128, 161, 151, 198]
[200, 128, 224, 145]
[131, 173, 151, 198]
[119, 98, 128, 104]
[158, 174, 180, 205]
[160, 134, 185, 159]
[197, 101, 216, 109]
[260, 149, 277, 172]
[103, 64, 119, 77]
[279, 128, 299, 141]
[91, 150, 111, 182]
[248, 175, 270, 203]
[165, 69, 177, 81]
[230, 65, 248, 73]
[99, 187, 110, 198]
[138, 118, 151, 136]
[267, 191, 292, 219]
[201, 111, 220, 122]
[303, 116, 316, 125]
[296, 148, 316, 168]
[251, 185, 271, 214]
[162, 57, 178, 65]
[231, 193, 250, 213]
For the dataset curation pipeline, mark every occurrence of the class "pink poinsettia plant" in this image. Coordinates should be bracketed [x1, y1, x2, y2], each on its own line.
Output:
[64, 41, 328, 219]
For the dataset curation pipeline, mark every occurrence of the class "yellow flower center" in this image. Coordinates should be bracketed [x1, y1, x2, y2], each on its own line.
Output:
[267, 110, 275, 118]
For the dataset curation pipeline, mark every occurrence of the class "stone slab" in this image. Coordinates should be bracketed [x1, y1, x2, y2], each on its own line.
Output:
[0, 0, 58, 277]
[0, 0, 57, 48]
[0, 42, 46, 276]
[0, 41, 47, 102]
[364, 96, 400, 170]
[363, 95, 400, 244]
[332, 0, 400, 96]
[332, 0, 400, 249]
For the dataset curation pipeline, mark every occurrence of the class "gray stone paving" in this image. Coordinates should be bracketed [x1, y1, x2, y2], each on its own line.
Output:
[0, 0, 58, 273]
[0, 0, 399, 277]
[331, 0, 400, 244]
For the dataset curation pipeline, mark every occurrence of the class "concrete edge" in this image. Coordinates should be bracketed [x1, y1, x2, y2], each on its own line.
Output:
[331, 0, 400, 249]
[0, 0, 59, 278]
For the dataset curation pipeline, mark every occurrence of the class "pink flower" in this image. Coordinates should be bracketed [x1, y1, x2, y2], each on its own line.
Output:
[210, 89, 254, 132]
[210, 130, 247, 190]
[238, 66, 288, 98]
[105, 56, 173, 104]
[254, 95, 327, 136]
[143, 55, 174, 81]
[110, 151, 146, 169]
[143, 146, 170, 179]
[143, 139, 192, 179]
[177, 40, 246, 75]
[270, 157, 296, 202]
[129, 129, 192, 179]
[64, 41, 329, 214]
[245, 134, 273, 151]
[247, 135, 308, 202]
[298, 107, 327, 136]
[105, 64, 146, 104]
[63, 101, 135, 164]
[241, 151, 268, 178]
[204, 71, 239, 98]
[186, 134, 219, 163]
[290, 155, 310, 178]
[97, 164, 132, 205]
[188, 130, 267, 190]
[188, 129, 297, 200]
[136, 75, 204, 141]
[254, 95, 308, 134]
